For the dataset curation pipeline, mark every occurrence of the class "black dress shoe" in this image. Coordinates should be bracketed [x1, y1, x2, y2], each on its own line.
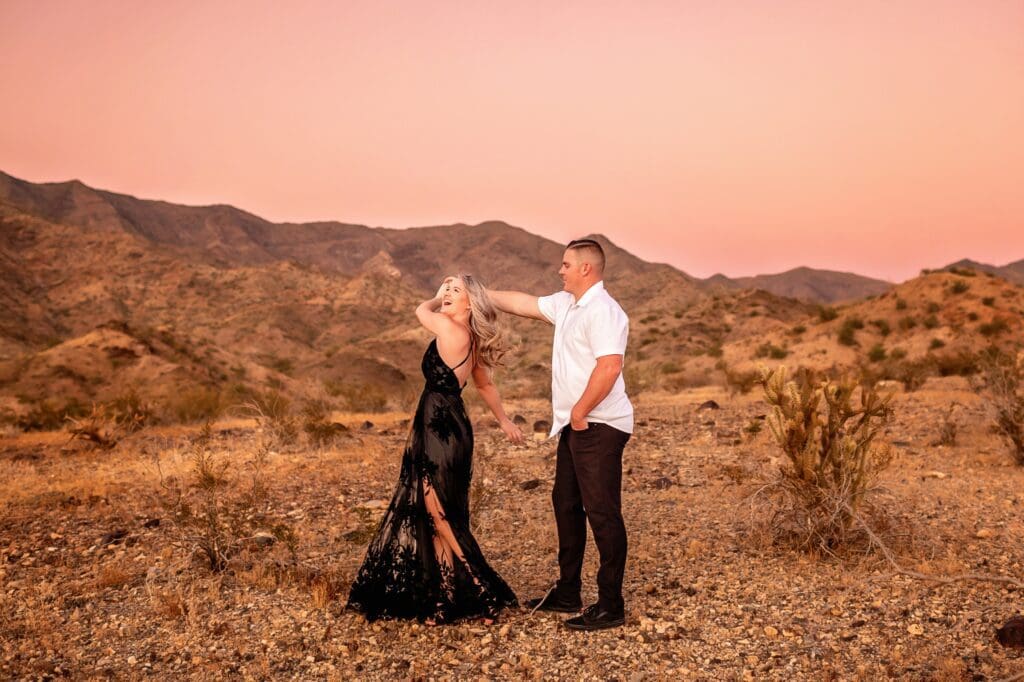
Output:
[563, 604, 625, 631]
[524, 590, 582, 614]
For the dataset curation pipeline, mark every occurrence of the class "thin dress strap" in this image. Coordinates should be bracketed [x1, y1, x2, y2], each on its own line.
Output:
[451, 338, 474, 370]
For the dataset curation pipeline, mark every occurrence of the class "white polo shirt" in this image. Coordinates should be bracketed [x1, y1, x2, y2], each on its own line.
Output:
[537, 281, 634, 438]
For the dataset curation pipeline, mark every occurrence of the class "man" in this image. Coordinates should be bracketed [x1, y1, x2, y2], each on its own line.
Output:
[489, 238, 633, 631]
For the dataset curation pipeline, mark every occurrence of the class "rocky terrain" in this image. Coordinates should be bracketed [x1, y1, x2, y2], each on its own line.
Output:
[1, 381, 1023, 680]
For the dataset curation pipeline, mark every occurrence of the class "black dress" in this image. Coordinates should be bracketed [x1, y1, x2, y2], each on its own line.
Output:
[346, 339, 518, 622]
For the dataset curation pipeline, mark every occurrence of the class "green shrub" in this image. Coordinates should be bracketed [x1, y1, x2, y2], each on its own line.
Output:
[756, 343, 789, 360]
[929, 338, 946, 350]
[867, 344, 887, 363]
[950, 280, 970, 295]
[923, 315, 939, 329]
[817, 305, 839, 323]
[926, 302, 941, 314]
[898, 316, 918, 331]
[837, 316, 863, 346]
[869, 319, 891, 337]
[979, 317, 1010, 337]
[982, 297, 995, 307]
[895, 298, 908, 311]
[790, 325, 806, 336]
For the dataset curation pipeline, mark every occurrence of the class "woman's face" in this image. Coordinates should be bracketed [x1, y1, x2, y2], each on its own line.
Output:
[440, 276, 471, 317]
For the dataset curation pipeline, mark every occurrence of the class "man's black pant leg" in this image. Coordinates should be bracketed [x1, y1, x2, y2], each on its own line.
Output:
[552, 428, 586, 597]
[569, 423, 630, 614]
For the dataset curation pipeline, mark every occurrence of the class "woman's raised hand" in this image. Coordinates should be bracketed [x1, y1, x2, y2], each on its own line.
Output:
[434, 276, 454, 301]
[499, 418, 525, 444]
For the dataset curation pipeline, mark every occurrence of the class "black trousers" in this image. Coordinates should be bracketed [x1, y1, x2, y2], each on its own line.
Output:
[552, 422, 631, 613]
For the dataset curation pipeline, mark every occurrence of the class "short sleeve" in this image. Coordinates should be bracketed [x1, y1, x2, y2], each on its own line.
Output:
[587, 302, 629, 357]
[537, 291, 573, 325]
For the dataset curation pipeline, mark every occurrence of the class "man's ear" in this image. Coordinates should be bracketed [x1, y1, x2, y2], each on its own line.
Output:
[581, 262, 591, 276]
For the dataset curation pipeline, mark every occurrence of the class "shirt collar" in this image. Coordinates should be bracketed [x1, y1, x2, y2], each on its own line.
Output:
[572, 280, 606, 308]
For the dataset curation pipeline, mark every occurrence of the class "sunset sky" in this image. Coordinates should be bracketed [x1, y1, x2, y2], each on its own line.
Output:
[2, 1, 1022, 281]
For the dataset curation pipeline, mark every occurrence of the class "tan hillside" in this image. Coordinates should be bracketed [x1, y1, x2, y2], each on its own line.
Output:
[0, 172, 811, 427]
[721, 269, 1024, 381]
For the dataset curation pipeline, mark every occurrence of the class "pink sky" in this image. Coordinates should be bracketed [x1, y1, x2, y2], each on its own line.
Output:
[2, 1, 1022, 281]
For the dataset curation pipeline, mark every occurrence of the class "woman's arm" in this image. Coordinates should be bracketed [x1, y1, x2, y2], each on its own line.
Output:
[471, 363, 524, 444]
[416, 278, 458, 336]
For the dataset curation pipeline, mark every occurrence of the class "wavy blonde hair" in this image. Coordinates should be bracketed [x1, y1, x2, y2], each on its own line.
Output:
[458, 273, 508, 371]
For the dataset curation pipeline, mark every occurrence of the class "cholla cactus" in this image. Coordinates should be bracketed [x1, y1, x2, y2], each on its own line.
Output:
[981, 349, 1024, 465]
[757, 365, 894, 550]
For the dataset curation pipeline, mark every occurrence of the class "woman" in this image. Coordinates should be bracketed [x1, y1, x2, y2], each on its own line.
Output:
[346, 274, 523, 624]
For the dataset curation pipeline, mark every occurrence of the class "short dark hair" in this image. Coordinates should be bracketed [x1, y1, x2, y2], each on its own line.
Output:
[566, 238, 606, 274]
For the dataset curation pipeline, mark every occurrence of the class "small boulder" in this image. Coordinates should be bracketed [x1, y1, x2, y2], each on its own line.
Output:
[361, 421, 374, 430]
[533, 420, 551, 434]
[996, 615, 1024, 648]
[649, 477, 674, 490]
[99, 529, 128, 546]
[512, 414, 527, 425]
[519, 479, 543, 491]
[697, 400, 720, 411]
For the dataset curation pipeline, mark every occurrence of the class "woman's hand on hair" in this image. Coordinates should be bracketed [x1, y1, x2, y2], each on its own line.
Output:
[434, 276, 454, 301]
[499, 418, 524, 444]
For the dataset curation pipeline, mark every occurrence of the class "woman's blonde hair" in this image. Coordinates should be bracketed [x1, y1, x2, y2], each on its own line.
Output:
[458, 273, 508, 371]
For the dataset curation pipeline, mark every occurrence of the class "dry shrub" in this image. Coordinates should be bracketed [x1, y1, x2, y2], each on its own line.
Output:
[95, 562, 133, 589]
[242, 391, 299, 449]
[65, 394, 153, 449]
[157, 422, 298, 571]
[301, 397, 349, 447]
[931, 403, 959, 447]
[166, 385, 223, 423]
[979, 348, 1024, 465]
[65, 404, 122, 450]
[753, 365, 895, 554]
[720, 362, 760, 395]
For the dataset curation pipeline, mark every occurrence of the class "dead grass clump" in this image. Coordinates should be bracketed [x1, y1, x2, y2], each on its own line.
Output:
[166, 385, 223, 423]
[931, 403, 960, 447]
[979, 348, 1024, 465]
[720, 362, 760, 395]
[752, 365, 895, 554]
[95, 562, 133, 590]
[301, 397, 349, 447]
[241, 391, 299, 449]
[65, 404, 122, 450]
[156, 423, 298, 571]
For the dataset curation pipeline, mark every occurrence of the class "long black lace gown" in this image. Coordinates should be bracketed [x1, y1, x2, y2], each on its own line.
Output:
[346, 340, 518, 622]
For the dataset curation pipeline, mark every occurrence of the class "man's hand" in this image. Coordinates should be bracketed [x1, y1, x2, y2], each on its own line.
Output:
[570, 409, 589, 431]
[500, 418, 525, 444]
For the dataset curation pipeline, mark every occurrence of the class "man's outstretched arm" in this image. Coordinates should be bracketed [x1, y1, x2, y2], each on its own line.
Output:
[488, 290, 548, 322]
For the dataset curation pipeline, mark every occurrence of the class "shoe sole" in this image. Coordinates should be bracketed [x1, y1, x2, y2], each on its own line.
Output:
[563, 617, 625, 631]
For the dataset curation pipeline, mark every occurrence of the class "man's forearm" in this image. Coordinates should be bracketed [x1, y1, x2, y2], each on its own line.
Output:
[488, 290, 545, 320]
[571, 362, 621, 423]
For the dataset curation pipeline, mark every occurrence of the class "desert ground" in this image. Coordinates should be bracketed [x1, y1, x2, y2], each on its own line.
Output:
[1, 379, 1022, 681]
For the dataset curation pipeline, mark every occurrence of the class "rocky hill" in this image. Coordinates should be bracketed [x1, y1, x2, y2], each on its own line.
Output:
[1, 170, 1021, 428]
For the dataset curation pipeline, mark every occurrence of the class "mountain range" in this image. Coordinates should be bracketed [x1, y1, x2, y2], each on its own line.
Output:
[1, 170, 1021, 425]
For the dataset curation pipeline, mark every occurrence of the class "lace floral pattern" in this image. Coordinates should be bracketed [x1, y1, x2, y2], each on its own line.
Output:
[346, 340, 517, 623]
